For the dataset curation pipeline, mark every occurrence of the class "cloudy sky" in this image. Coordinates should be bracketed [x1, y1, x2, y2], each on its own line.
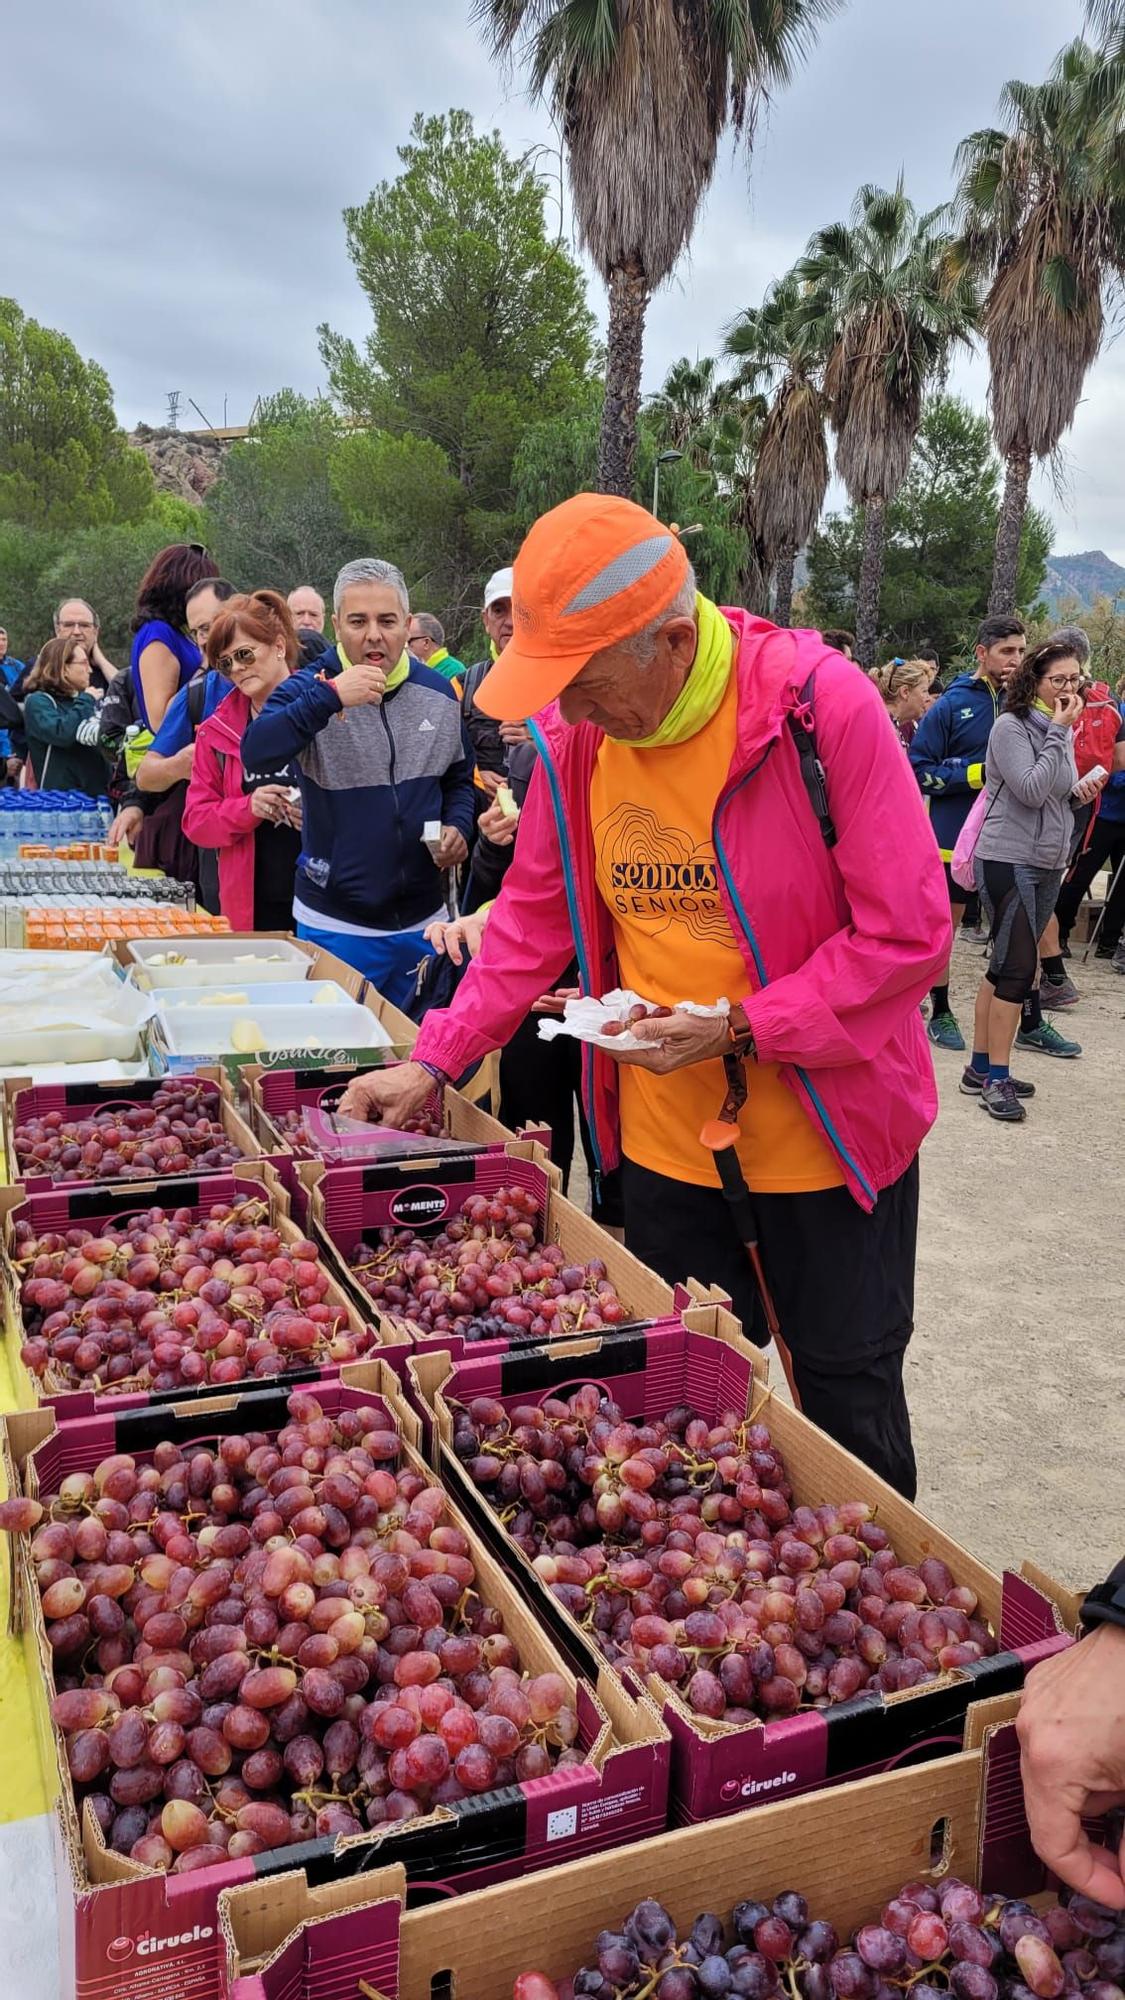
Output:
[6, 0, 1116, 558]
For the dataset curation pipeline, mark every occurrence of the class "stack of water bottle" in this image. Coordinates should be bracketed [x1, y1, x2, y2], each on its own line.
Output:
[0, 793, 112, 855]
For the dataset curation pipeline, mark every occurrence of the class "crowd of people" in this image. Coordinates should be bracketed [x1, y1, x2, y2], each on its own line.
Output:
[1, 530, 1122, 1903]
[2, 531, 1124, 1443]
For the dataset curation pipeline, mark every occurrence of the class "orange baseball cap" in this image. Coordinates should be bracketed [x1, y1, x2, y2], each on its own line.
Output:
[474, 492, 691, 721]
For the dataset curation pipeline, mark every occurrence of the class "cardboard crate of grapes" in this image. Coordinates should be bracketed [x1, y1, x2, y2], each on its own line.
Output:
[219, 1692, 1122, 2000]
[0, 1362, 670, 2000]
[244, 1063, 550, 1221]
[409, 1314, 1076, 1825]
[2, 1071, 274, 1196]
[0, 1162, 382, 1416]
[303, 1152, 677, 1375]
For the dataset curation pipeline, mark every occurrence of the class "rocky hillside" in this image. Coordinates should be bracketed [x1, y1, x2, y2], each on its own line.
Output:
[129, 424, 232, 504]
[1043, 549, 1125, 611]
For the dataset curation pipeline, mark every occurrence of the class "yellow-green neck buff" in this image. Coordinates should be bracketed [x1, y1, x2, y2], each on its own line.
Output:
[336, 641, 410, 693]
[615, 594, 733, 750]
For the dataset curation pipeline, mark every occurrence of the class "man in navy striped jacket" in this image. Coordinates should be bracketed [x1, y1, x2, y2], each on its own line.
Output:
[241, 558, 474, 1006]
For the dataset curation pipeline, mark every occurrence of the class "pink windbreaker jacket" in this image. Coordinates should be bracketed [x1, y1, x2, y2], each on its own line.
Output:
[414, 612, 952, 1210]
[181, 688, 258, 933]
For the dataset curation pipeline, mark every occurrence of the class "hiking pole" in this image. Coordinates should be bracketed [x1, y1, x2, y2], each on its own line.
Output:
[700, 1056, 802, 1409]
[1081, 850, 1125, 961]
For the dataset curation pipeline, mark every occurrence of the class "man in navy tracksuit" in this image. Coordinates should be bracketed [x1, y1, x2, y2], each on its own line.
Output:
[909, 613, 1026, 1052]
[241, 557, 474, 1008]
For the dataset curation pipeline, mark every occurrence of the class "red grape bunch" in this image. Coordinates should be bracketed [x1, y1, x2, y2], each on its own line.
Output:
[0, 1390, 585, 1874]
[452, 1387, 996, 1724]
[14, 1081, 242, 1185]
[348, 1185, 629, 1343]
[512, 1877, 1125, 2000]
[15, 1199, 372, 1392]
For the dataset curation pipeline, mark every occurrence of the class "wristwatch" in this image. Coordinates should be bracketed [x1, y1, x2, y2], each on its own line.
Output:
[1080, 1556, 1125, 1634]
[726, 1002, 757, 1061]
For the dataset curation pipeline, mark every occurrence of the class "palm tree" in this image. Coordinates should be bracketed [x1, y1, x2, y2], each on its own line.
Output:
[797, 182, 976, 665]
[953, 42, 1125, 614]
[648, 355, 724, 461]
[475, 0, 841, 496]
[725, 270, 830, 625]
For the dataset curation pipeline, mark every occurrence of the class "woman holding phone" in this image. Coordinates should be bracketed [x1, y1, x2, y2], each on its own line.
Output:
[964, 639, 1098, 1122]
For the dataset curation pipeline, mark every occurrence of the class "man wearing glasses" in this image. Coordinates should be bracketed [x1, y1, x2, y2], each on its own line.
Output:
[53, 600, 119, 693]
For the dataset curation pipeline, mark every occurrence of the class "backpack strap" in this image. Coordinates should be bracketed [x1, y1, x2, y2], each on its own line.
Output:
[786, 668, 837, 848]
[186, 673, 209, 732]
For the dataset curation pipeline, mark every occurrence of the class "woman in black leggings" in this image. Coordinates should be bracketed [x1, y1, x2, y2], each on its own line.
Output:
[966, 639, 1090, 1123]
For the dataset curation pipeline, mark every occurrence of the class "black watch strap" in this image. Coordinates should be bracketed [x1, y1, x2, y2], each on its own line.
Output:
[1081, 1556, 1125, 1633]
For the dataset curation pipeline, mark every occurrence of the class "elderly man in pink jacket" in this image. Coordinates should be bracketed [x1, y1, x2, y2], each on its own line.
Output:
[343, 494, 950, 1496]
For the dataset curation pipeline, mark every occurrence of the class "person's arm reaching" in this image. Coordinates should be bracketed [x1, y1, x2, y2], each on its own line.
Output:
[137, 744, 194, 790]
[23, 692, 90, 747]
[909, 694, 984, 798]
[1017, 1558, 1125, 1910]
[339, 757, 581, 1123]
[738, 671, 952, 1070]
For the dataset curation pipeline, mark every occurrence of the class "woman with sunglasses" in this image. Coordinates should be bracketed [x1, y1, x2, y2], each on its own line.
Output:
[182, 592, 302, 931]
[964, 639, 1098, 1123]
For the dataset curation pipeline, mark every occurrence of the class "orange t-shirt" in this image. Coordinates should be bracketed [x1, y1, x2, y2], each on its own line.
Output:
[589, 664, 843, 1193]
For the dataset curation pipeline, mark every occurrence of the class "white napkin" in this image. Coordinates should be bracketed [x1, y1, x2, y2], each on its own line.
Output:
[537, 986, 729, 1052]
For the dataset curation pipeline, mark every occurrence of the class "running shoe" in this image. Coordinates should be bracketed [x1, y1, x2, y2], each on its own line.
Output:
[927, 1011, 965, 1051]
[979, 1077, 1027, 1122]
[1114, 944, 1125, 976]
[958, 924, 988, 944]
[1040, 973, 1080, 1007]
[959, 1067, 1035, 1098]
[1015, 1022, 1082, 1058]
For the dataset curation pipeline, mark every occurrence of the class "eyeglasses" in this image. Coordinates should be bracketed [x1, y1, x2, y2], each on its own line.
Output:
[217, 645, 259, 674]
[188, 622, 212, 644]
[1044, 674, 1081, 689]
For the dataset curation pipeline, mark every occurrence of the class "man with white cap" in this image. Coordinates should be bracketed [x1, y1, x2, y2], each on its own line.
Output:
[459, 567, 526, 795]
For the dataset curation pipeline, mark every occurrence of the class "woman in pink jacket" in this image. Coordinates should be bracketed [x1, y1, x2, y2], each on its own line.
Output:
[340, 497, 950, 1497]
[182, 591, 302, 932]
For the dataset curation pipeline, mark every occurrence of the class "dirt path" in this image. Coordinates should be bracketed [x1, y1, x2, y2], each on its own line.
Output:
[908, 936, 1124, 1592]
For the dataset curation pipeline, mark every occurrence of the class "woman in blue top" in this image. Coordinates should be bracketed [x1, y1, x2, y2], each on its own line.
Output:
[129, 543, 218, 733]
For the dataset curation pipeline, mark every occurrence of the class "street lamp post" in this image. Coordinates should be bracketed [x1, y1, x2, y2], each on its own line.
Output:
[653, 449, 684, 520]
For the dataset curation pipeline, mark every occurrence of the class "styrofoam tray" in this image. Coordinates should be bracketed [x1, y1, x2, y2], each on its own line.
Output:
[157, 999, 392, 1057]
[157, 980, 352, 1010]
[126, 936, 310, 986]
[0, 1021, 145, 1066]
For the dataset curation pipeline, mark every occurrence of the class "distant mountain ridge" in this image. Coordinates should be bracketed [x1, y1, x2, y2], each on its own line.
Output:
[1042, 549, 1125, 612]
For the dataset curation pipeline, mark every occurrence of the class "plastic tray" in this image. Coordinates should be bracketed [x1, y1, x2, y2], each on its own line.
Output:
[126, 936, 311, 986]
[157, 980, 353, 1010]
[156, 998, 393, 1057]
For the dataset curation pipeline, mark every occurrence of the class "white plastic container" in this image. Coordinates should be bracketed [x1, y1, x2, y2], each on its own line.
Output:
[156, 999, 392, 1058]
[126, 937, 312, 988]
[157, 980, 353, 1012]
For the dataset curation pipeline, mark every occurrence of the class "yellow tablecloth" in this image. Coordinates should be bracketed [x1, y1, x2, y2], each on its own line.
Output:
[0, 1339, 54, 1825]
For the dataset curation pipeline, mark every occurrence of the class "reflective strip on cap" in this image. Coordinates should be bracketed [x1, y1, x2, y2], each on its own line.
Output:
[562, 533, 675, 614]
